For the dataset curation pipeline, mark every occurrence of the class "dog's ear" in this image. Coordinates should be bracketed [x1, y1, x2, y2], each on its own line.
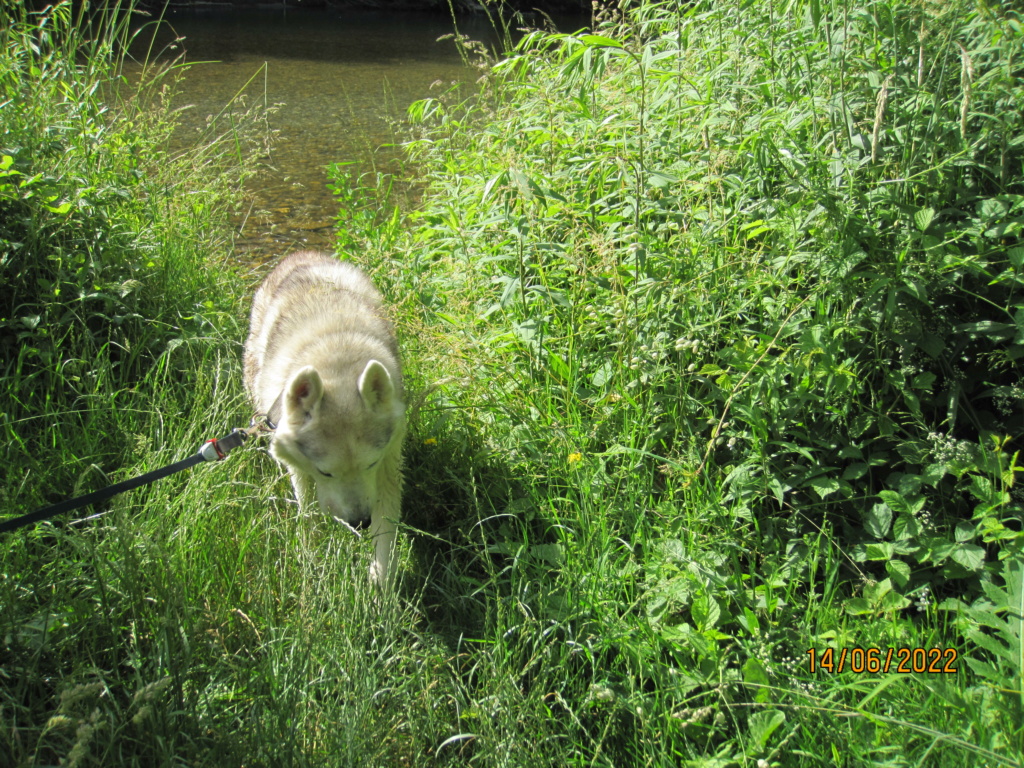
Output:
[358, 360, 394, 410]
[286, 366, 324, 417]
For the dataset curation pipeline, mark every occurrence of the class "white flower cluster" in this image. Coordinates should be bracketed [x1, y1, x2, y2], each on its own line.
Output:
[915, 586, 931, 613]
[926, 431, 976, 470]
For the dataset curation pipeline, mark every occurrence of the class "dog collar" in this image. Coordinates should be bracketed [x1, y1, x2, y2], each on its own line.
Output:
[263, 391, 284, 431]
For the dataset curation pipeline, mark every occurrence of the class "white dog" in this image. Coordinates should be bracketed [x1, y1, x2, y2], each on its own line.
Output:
[243, 251, 404, 583]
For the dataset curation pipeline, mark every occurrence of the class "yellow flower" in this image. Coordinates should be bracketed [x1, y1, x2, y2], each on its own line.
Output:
[567, 452, 583, 464]
[423, 438, 438, 445]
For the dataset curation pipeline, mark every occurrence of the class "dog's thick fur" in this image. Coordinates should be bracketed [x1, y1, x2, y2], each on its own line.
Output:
[244, 251, 404, 583]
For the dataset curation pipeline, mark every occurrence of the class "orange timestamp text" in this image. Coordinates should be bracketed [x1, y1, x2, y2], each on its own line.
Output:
[806, 647, 958, 674]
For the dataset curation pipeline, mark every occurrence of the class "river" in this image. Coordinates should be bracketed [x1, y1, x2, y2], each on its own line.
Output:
[141, 6, 514, 260]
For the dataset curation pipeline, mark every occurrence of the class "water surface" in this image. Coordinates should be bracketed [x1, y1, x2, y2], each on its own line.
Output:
[145, 7, 490, 258]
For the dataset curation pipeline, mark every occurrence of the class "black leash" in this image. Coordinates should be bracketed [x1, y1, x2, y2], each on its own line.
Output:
[0, 423, 266, 535]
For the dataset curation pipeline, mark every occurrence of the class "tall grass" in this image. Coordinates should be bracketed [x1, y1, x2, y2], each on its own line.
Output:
[0, 0, 259, 494]
[0, 1, 275, 764]
[2, 0, 1023, 766]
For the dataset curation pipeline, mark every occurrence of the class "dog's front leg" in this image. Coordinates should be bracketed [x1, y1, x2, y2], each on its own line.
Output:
[368, 446, 403, 585]
[368, 512, 397, 585]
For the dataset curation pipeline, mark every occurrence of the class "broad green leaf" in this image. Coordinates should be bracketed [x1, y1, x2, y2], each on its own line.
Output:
[648, 170, 678, 188]
[979, 197, 1009, 221]
[865, 503, 892, 539]
[737, 606, 761, 635]
[964, 656, 1000, 682]
[954, 320, 1015, 338]
[878, 490, 907, 513]
[886, 559, 911, 588]
[807, 475, 842, 499]
[845, 597, 873, 615]
[698, 363, 728, 376]
[842, 463, 869, 481]
[530, 543, 563, 566]
[748, 709, 786, 750]
[950, 543, 986, 571]
[692, 595, 721, 631]
[864, 578, 893, 602]
[971, 620, 1013, 651]
[912, 372, 936, 391]
[878, 591, 911, 611]
[893, 513, 922, 541]
[921, 463, 947, 486]
[913, 207, 935, 232]
[899, 278, 928, 303]
[580, 34, 623, 49]
[973, 558, 1024, 690]
[742, 658, 771, 703]
[969, 475, 994, 502]
[954, 521, 976, 543]
[866, 542, 895, 560]
[893, 540, 921, 556]
[929, 539, 957, 562]
[591, 360, 613, 387]
[481, 170, 507, 203]
[44, 199, 72, 215]
[546, 352, 571, 382]
[509, 169, 534, 201]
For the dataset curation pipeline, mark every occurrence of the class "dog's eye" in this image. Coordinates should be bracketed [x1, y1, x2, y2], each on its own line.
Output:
[317, 468, 333, 478]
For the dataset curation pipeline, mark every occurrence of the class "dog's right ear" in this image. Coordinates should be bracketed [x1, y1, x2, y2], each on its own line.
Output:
[286, 366, 324, 419]
[358, 359, 394, 410]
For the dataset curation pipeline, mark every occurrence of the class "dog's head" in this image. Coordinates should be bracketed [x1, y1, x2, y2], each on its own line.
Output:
[270, 360, 402, 529]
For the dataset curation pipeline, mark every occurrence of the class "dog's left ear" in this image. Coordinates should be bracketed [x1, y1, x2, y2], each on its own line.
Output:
[358, 360, 394, 409]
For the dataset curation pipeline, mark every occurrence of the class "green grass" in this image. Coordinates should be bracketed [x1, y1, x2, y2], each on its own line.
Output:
[3, 0, 1024, 765]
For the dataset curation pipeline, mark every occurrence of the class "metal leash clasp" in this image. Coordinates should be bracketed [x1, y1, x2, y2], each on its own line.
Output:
[249, 413, 276, 434]
[197, 408, 276, 461]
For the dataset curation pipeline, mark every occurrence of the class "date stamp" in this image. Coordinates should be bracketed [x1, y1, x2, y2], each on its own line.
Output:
[806, 647, 958, 674]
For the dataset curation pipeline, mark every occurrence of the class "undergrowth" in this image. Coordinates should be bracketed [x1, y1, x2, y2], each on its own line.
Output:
[0, 0, 266, 505]
[373, 0, 1024, 763]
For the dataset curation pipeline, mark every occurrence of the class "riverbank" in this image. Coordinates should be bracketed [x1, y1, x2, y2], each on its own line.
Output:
[2, 0, 1023, 765]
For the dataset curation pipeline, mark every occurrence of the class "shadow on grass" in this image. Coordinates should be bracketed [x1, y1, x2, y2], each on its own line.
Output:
[400, 410, 523, 642]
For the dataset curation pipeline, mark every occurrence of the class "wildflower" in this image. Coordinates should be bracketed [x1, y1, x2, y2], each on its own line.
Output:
[568, 452, 583, 464]
[915, 587, 931, 613]
[423, 438, 437, 445]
